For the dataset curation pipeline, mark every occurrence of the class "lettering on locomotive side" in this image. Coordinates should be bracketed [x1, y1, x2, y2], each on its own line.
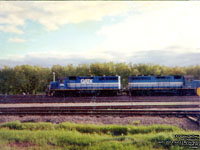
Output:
[81, 79, 93, 84]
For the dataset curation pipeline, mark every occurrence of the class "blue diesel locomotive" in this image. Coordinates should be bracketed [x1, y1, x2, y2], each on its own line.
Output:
[128, 75, 200, 96]
[48, 76, 121, 96]
[47, 75, 200, 96]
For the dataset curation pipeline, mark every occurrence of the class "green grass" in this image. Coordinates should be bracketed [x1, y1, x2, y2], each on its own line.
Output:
[0, 121, 199, 150]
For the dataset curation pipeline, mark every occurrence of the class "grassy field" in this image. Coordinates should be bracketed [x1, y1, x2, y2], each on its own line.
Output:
[0, 121, 199, 150]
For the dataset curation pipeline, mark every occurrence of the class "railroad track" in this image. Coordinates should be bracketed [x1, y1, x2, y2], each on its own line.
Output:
[1, 103, 199, 125]
[0, 105, 199, 116]
[186, 115, 200, 126]
[0, 108, 199, 116]
[0, 95, 199, 103]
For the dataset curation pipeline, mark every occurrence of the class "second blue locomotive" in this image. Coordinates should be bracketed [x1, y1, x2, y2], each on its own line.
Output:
[128, 75, 200, 96]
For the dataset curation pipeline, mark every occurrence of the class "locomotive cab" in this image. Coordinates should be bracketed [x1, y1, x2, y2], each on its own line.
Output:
[58, 77, 67, 89]
[183, 75, 200, 96]
[183, 75, 194, 88]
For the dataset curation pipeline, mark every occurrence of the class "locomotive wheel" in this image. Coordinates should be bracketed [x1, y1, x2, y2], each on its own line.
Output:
[197, 87, 200, 96]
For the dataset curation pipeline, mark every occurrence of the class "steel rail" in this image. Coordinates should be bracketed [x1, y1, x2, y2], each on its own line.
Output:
[0, 105, 199, 116]
[0, 105, 199, 110]
[0, 110, 199, 116]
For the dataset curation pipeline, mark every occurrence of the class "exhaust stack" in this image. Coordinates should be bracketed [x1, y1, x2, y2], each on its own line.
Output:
[53, 72, 55, 82]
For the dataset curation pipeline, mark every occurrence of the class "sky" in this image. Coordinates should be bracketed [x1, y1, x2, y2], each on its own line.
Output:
[0, 1, 200, 68]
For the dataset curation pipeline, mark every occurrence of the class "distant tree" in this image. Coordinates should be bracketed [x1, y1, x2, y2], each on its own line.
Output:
[90, 63, 104, 76]
[115, 63, 131, 88]
[76, 64, 90, 76]
[0, 66, 15, 94]
[0, 63, 200, 94]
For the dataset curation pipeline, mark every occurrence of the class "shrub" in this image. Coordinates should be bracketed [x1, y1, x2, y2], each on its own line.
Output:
[0, 121, 22, 130]
[22, 122, 55, 130]
[129, 124, 182, 135]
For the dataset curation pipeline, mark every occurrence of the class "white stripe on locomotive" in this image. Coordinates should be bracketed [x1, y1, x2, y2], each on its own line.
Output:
[128, 82, 183, 88]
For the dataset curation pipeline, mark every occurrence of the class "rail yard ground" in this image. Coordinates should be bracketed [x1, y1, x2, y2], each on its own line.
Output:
[0, 95, 199, 150]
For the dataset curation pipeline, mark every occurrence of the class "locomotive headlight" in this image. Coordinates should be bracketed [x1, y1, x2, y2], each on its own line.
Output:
[197, 87, 200, 96]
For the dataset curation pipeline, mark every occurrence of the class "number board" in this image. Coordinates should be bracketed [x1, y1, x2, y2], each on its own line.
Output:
[81, 79, 93, 84]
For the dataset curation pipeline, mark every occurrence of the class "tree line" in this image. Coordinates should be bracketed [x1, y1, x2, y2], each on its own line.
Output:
[0, 62, 200, 94]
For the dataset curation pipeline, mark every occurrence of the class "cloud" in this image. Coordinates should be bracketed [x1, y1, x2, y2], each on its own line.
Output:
[0, 14, 24, 26]
[0, 25, 23, 34]
[127, 50, 200, 67]
[0, 50, 123, 68]
[0, 2, 180, 33]
[8, 37, 25, 43]
[97, 2, 200, 53]
[0, 1, 134, 33]
[0, 47, 199, 68]
[0, 1, 199, 68]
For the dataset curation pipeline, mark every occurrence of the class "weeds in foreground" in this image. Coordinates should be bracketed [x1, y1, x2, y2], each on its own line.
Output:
[0, 121, 199, 150]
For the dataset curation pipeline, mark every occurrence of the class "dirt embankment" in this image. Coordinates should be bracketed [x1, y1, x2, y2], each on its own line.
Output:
[0, 115, 199, 131]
